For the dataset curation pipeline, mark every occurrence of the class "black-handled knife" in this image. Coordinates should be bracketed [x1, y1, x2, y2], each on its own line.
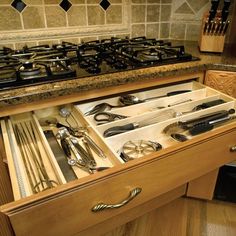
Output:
[194, 99, 225, 110]
[222, 0, 231, 22]
[223, 20, 230, 35]
[104, 123, 138, 137]
[208, 0, 220, 22]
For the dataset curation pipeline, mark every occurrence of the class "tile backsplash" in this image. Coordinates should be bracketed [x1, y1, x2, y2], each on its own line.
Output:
[0, 0, 234, 48]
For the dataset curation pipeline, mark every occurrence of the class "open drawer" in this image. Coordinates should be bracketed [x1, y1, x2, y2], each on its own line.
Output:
[1, 81, 236, 236]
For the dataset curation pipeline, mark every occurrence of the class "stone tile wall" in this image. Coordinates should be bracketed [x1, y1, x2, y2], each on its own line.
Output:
[0, 0, 234, 49]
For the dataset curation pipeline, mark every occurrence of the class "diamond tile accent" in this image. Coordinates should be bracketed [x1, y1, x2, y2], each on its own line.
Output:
[11, 0, 27, 13]
[60, 0, 72, 12]
[100, 0, 110, 11]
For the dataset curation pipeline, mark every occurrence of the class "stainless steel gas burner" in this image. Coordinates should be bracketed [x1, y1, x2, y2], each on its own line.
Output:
[0, 37, 199, 90]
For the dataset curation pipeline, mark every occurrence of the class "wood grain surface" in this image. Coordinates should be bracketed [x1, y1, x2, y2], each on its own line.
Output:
[205, 70, 236, 98]
[104, 197, 236, 236]
[0, 130, 15, 236]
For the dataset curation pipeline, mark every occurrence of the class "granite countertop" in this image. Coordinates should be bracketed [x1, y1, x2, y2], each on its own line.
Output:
[0, 41, 235, 108]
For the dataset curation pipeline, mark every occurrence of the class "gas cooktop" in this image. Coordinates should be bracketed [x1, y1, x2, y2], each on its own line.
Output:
[0, 37, 199, 91]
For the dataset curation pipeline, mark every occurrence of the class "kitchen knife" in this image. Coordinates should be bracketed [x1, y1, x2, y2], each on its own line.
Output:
[215, 21, 222, 35]
[203, 21, 208, 34]
[103, 110, 174, 137]
[207, 21, 214, 34]
[193, 99, 225, 110]
[211, 21, 217, 34]
[222, 20, 230, 35]
[208, 0, 220, 22]
[219, 21, 226, 34]
[221, 0, 231, 22]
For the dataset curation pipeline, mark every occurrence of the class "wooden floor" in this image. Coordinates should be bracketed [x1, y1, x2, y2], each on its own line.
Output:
[103, 197, 236, 236]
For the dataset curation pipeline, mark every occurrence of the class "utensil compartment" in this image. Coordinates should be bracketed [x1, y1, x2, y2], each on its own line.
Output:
[0, 105, 121, 201]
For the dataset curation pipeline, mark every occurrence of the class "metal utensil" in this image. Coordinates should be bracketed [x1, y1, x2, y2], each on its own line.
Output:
[119, 90, 191, 106]
[173, 99, 226, 117]
[104, 110, 174, 137]
[84, 103, 124, 116]
[94, 112, 129, 125]
[120, 140, 162, 162]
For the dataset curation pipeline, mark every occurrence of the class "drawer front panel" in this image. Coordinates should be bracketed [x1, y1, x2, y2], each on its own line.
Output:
[5, 129, 236, 236]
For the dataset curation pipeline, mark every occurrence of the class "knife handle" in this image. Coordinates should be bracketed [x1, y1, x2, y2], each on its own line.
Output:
[219, 21, 226, 34]
[189, 122, 214, 136]
[194, 99, 225, 110]
[180, 110, 232, 129]
[103, 123, 138, 137]
[223, 20, 230, 35]
[167, 90, 191, 96]
[215, 21, 222, 35]
[203, 21, 208, 34]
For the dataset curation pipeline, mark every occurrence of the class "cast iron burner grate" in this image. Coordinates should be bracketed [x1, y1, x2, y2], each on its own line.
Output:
[0, 37, 199, 91]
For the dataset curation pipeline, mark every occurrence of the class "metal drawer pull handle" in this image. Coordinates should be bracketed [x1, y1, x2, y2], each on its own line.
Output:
[230, 146, 236, 152]
[91, 187, 142, 212]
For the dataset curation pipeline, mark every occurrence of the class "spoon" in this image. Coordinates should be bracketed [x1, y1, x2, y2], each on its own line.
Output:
[84, 102, 124, 116]
[119, 90, 191, 106]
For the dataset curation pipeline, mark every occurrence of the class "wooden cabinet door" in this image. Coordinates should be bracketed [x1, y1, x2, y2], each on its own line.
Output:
[205, 70, 236, 98]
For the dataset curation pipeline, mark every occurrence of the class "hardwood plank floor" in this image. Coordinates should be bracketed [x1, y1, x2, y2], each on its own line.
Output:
[103, 197, 236, 236]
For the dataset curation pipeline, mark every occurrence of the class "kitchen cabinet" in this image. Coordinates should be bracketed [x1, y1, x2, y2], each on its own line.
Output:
[205, 70, 236, 98]
[0, 71, 236, 236]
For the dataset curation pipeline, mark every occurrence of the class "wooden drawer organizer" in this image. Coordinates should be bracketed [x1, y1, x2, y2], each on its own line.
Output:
[1, 81, 236, 236]
[76, 81, 235, 159]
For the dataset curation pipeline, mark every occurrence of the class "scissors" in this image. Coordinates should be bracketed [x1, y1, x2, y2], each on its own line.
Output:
[94, 112, 129, 125]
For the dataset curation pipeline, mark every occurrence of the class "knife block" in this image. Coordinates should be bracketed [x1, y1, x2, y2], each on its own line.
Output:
[199, 12, 226, 53]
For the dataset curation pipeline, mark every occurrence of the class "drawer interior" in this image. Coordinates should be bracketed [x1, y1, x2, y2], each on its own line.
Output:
[75, 81, 236, 162]
[0, 81, 235, 202]
[1, 105, 122, 201]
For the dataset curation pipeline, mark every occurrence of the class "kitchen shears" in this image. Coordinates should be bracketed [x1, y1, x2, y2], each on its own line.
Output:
[94, 112, 129, 125]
